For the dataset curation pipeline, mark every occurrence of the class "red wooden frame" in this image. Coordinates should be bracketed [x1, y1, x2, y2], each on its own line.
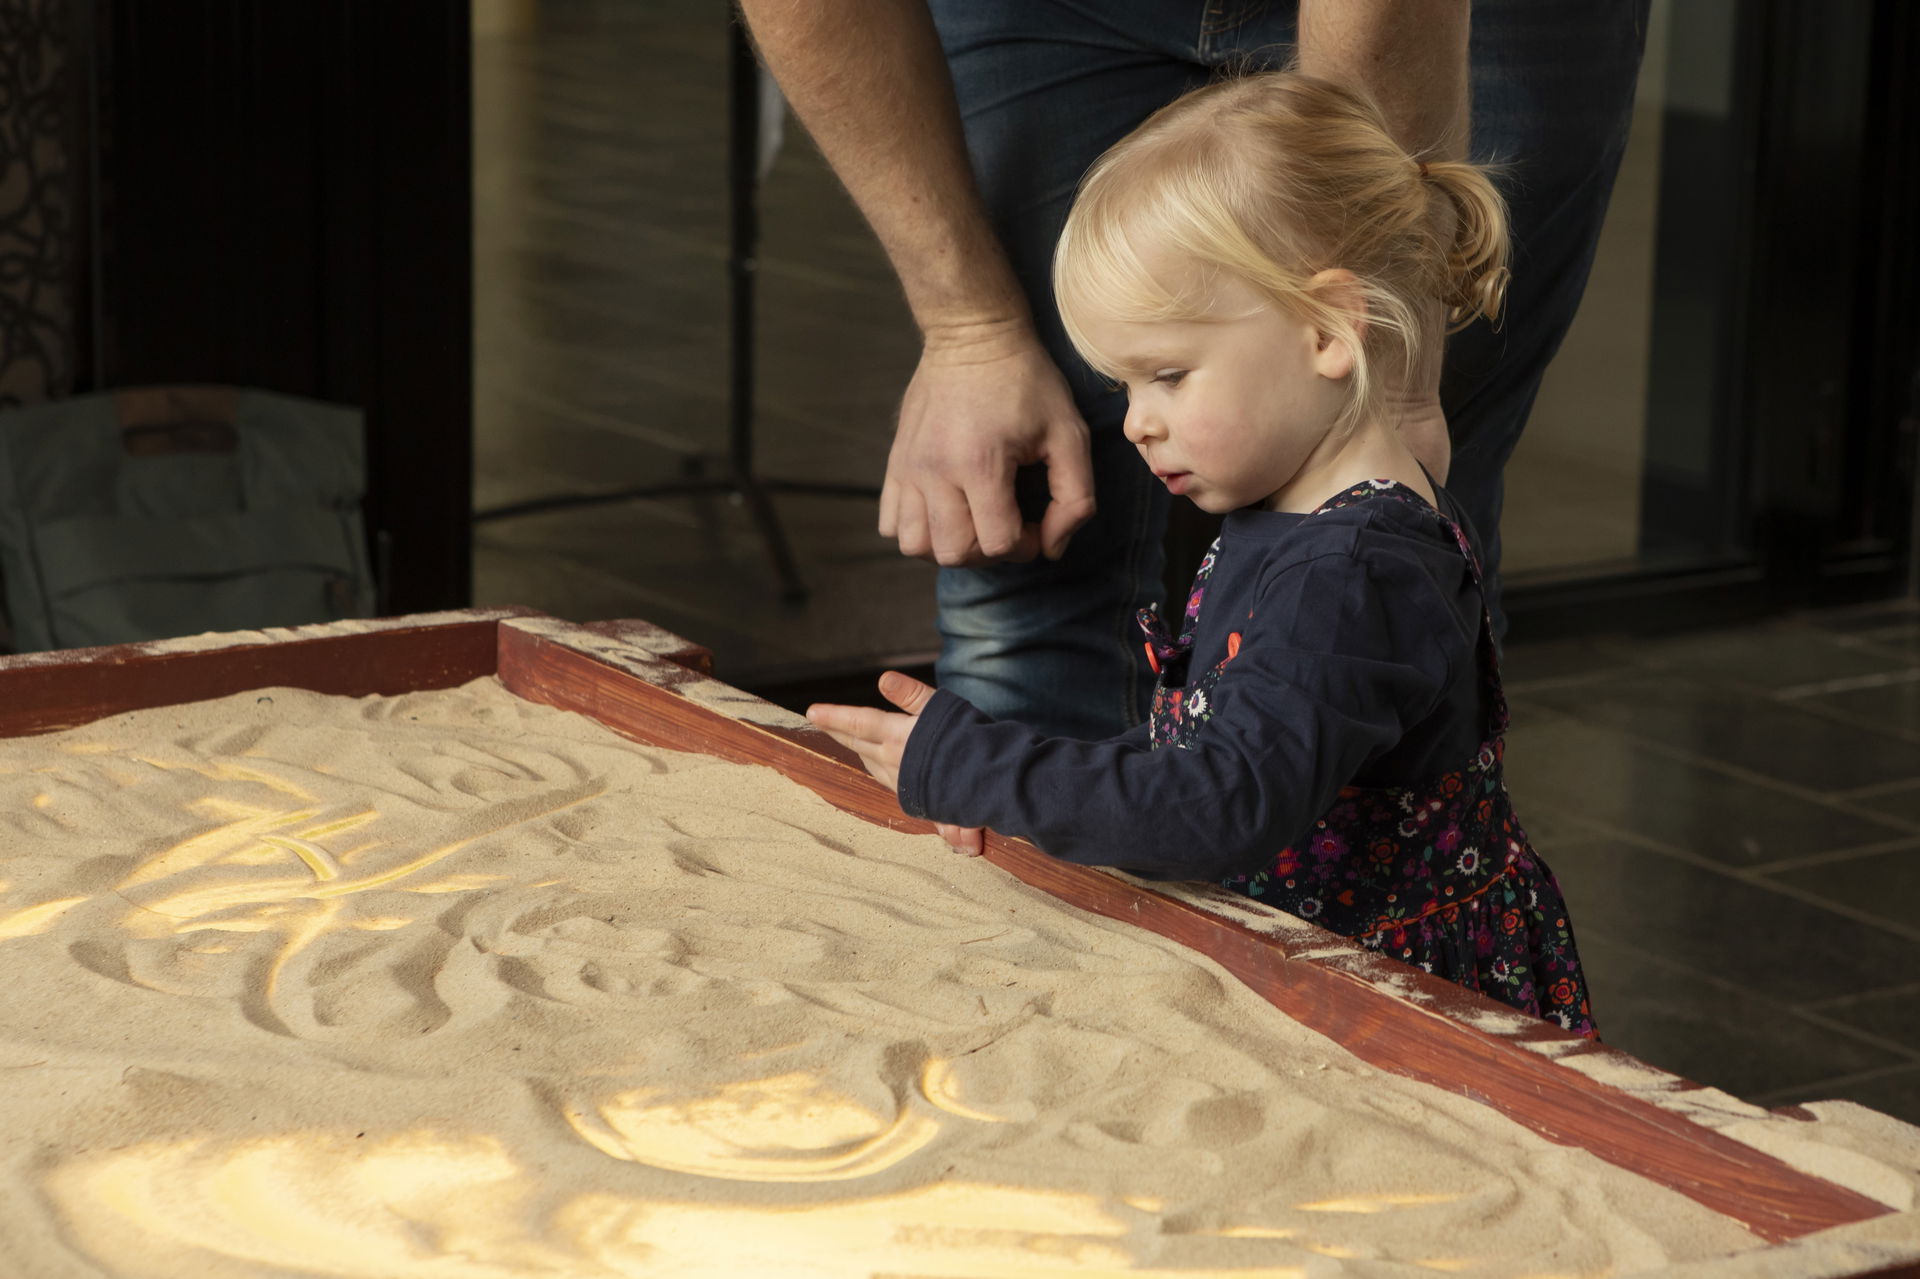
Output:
[2, 609, 1915, 1274]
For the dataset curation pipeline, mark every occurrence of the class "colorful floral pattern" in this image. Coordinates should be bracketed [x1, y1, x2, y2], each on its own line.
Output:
[1141, 480, 1597, 1038]
[1139, 540, 1225, 748]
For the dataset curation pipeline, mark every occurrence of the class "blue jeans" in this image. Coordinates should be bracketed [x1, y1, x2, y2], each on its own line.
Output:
[928, 0, 1652, 740]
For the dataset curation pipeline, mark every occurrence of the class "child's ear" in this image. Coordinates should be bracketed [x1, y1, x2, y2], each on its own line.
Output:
[1306, 268, 1366, 380]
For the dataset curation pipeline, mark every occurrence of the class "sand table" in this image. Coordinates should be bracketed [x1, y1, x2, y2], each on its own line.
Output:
[0, 676, 1872, 1276]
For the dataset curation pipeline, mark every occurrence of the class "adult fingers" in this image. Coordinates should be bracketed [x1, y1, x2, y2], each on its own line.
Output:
[877, 472, 901, 541]
[961, 462, 1025, 561]
[922, 480, 981, 567]
[892, 484, 932, 560]
[1004, 523, 1043, 563]
[1037, 419, 1097, 561]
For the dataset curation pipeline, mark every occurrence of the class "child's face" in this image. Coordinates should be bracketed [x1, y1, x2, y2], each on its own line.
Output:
[1084, 272, 1354, 514]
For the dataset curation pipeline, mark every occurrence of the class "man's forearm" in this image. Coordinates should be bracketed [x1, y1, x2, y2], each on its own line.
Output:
[1301, 0, 1469, 474]
[1297, 0, 1471, 161]
[735, 0, 1029, 339]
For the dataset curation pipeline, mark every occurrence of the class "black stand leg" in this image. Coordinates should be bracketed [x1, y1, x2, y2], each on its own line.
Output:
[723, 13, 808, 604]
[473, 14, 880, 608]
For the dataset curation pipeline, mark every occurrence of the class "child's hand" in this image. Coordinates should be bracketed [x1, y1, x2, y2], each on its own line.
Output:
[806, 672, 987, 856]
[806, 670, 928, 792]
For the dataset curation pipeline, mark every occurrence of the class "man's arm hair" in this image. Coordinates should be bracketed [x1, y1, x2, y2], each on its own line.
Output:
[1297, 0, 1472, 161]
[1299, 0, 1472, 482]
[735, 0, 1030, 340]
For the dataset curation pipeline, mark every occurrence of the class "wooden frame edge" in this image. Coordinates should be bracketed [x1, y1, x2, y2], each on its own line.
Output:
[491, 616, 1900, 1246]
[0, 610, 1904, 1260]
[0, 609, 534, 737]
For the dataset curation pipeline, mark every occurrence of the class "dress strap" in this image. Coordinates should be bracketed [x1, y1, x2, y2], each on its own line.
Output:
[1137, 535, 1223, 667]
[1308, 480, 1509, 737]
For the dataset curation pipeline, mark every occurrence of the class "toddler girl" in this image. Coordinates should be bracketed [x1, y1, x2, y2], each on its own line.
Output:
[808, 71, 1594, 1037]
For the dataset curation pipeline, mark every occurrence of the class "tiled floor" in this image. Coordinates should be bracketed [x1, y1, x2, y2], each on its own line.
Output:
[472, 1, 1920, 1127]
[1499, 607, 1920, 1122]
[471, 0, 939, 689]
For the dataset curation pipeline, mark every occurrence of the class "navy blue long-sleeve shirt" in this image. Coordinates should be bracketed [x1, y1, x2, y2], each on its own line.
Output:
[897, 490, 1490, 881]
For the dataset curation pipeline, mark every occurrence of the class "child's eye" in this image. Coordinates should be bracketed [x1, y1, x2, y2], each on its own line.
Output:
[1152, 369, 1187, 387]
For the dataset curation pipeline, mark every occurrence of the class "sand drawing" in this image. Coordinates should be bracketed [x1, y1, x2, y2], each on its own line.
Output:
[0, 677, 1908, 1276]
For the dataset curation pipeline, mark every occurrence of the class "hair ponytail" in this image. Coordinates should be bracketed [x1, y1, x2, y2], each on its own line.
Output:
[1421, 159, 1511, 332]
[1054, 71, 1516, 437]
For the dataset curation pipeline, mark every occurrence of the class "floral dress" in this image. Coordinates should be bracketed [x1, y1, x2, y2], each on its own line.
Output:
[1139, 480, 1597, 1037]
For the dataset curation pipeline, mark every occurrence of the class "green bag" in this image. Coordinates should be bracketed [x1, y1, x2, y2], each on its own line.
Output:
[0, 386, 376, 652]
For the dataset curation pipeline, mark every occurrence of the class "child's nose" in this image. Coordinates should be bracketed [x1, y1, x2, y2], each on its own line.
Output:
[1122, 401, 1161, 445]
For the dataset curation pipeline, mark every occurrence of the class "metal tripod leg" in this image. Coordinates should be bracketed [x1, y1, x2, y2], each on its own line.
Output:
[737, 477, 808, 604]
[472, 16, 885, 607]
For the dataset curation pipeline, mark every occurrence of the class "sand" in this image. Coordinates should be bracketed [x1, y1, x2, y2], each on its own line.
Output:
[0, 676, 1894, 1277]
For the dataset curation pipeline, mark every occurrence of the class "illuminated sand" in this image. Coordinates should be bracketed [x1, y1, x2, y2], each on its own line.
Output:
[0, 677, 1871, 1276]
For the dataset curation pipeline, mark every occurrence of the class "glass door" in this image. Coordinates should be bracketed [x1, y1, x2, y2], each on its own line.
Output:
[1503, 0, 1916, 636]
[1504, 0, 1748, 588]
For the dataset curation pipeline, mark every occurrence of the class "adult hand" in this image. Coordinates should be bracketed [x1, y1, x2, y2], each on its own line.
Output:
[880, 322, 1096, 567]
[735, 0, 1082, 567]
[806, 671, 986, 856]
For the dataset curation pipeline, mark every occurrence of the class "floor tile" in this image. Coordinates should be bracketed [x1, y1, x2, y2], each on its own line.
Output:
[1569, 932, 1907, 1100]
[1804, 986, 1920, 1055]
[1764, 846, 1920, 940]
[1502, 711, 1909, 867]
[1634, 625, 1915, 692]
[1757, 1064, 1920, 1128]
[1542, 838, 1920, 1005]
[1797, 678, 1920, 743]
[474, 400, 711, 511]
[474, 497, 942, 686]
[473, 542, 691, 629]
[1498, 637, 1641, 691]
[1853, 783, 1920, 826]
[1526, 674, 1920, 792]
[1499, 803, 1609, 851]
[1803, 602, 1920, 635]
[1842, 622, 1920, 658]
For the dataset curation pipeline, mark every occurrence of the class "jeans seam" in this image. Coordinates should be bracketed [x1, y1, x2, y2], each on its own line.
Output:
[1197, 1, 1224, 57]
[1201, 0, 1265, 38]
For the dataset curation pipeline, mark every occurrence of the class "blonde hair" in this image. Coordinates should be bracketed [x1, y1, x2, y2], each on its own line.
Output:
[1053, 71, 1510, 436]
